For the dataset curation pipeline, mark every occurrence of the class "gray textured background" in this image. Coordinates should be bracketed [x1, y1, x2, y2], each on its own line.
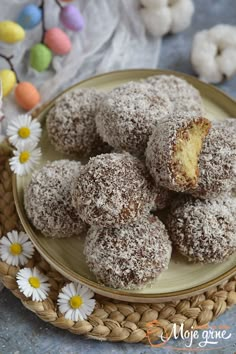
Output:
[0, 0, 236, 353]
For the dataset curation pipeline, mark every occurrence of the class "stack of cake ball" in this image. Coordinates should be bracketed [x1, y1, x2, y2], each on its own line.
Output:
[24, 74, 236, 290]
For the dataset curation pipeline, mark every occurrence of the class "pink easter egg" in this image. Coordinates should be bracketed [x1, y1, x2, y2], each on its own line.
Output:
[44, 27, 72, 55]
[60, 5, 84, 32]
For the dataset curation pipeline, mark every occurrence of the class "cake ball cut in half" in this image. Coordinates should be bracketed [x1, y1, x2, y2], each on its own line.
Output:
[72, 153, 156, 227]
[24, 160, 87, 238]
[95, 81, 172, 155]
[146, 114, 211, 192]
[46, 89, 106, 156]
[165, 196, 236, 263]
[144, 74, 204, 116]
[84, 216, 172, 289]
[187, 120, 236, 199]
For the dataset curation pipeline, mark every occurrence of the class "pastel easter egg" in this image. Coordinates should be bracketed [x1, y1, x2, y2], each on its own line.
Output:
[0, 69, 16, 97]
[44, 28, 72, 55]
[0, 21, 25, 43]
[17, 4, 42, 30]
[15, 82, 40, 111]
[60, 5, 84, 32]
[30, 43, 52, 72]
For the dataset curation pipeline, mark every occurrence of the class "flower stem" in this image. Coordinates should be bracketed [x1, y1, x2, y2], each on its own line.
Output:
[0, 54, 20, 83]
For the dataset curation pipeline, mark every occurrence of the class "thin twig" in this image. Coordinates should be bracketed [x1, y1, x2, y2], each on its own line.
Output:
[0, 54, 20, 83]
[0, 115, 5, 122]
[39, 0, 46, 42]
[55, 0, 63, 9]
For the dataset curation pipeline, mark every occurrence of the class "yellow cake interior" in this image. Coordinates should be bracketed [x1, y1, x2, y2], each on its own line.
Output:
[172, 119, 211, 187]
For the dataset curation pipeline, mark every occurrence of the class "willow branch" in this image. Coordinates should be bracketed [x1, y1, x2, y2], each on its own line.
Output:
[55, 0, 63, 9]
[0, 54, 20, 83]
[39, 0, 46, 42]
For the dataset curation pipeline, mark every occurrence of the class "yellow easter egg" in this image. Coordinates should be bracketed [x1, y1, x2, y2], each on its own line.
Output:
[0, 21, 25, 43]
[0, 69, 16, 96]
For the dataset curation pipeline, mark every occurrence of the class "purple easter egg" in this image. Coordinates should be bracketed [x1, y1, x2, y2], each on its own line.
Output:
[60, 5, 84, 32]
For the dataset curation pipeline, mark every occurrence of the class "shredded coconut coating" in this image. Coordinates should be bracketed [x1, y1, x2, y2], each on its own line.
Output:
[146, 113, 211, 192]
[154, 185, 175, 210]
[72, 153, 156, 227]
[144, 74, 204, 116]
[84, 216, 172, 289]
[24, 160, 87, 238]
[213, 118, 236, 132]
[46, 89, 107, 156]
[95, 81, 172, 155]
[165, 195, 236, 263]
[188, 120, 236, 199]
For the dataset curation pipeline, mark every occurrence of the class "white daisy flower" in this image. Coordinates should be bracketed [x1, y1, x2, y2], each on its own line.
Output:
[7, 114, 42, 148]
[9, 142, 41, 176]
[0, 230, 34, 267]
[16, 267, 50, 302]
[58, 282, 96, 321]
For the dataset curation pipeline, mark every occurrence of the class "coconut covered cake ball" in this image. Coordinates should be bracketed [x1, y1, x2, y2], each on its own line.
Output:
[145, 74, 204, 116]
[188, 120, 236, 199]
[95, 81, 172, 155]
[146, 113, 211, 192]
[165, 196, 236, 263]
[72, 153, 156, 227]
[154, 186, 175, 210]
[46, 89, 106, 156]
[84, 216, 172, 289]
[24, 160, 87, 238]
[216, 118, 236, 132]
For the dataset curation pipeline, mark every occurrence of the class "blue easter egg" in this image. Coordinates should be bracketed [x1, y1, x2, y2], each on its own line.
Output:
[17, 4, 42, 30]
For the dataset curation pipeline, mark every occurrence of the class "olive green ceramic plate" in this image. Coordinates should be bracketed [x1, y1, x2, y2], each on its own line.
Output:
[13, 69, 236, 303]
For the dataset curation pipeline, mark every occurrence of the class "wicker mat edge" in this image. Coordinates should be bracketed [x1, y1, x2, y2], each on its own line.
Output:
[0, 142, 236, 344]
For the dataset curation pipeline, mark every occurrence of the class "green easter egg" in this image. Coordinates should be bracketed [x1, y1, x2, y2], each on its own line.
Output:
[30, 43, 52, 72]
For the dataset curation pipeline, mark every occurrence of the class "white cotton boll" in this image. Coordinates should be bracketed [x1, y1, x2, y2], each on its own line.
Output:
[140, 0, 194, 37]
[191, 25, 236, 83]
[217, 47, 236, 78]
[198, 58, 223, 83]
[140, 0, 168, 9]
[170, 0, 195, 33]
[209, 25, 236, 49]
[191, 50, 223, 83]
[140, 7, 171, 37]
[191, 32, 223, 83]
[191, 31, 218, 62]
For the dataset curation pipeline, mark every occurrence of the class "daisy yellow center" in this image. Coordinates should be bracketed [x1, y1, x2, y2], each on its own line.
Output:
[19, 151, 30, 164]
[18, 127, 31, 139]
[69, 295, 83, 309]
[29, 276, 40, 288]
[10, 243, 22, 255]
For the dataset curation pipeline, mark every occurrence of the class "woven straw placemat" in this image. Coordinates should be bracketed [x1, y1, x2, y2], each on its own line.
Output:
[0, 143, 236, 343]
